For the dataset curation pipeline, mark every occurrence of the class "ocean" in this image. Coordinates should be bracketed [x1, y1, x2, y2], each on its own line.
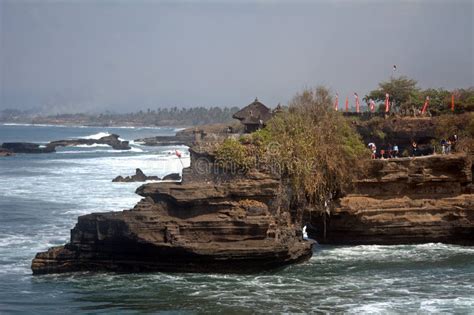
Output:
[0, 124, 473, 314]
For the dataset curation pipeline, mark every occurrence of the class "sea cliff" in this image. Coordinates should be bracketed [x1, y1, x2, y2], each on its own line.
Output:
[309, 154, 474, 245]
[31, 148, 313, 275]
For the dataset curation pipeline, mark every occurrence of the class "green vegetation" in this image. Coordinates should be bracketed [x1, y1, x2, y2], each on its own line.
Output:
[215, 86, 369, 209]
[365, 76, 474, 115]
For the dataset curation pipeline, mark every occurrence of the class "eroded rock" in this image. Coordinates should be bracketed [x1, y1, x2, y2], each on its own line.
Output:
[32, 161, 313, 274]
[309, 154, 474, 245]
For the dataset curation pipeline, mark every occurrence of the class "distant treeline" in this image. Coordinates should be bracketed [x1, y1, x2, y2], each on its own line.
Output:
[0, 106, 242, 126]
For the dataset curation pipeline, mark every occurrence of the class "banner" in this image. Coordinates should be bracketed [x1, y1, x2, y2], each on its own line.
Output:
[354, 93, 360, 113]
[421, 96, 430, 114]
[369, 99, 375, 112]
[345, 96, 349, 112]
[451, 94, 455, 112]
[334, 93, 339, 111]
[385, 93, 390, 113]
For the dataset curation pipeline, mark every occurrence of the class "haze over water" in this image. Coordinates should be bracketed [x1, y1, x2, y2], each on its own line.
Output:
[0, 125, 473, 313]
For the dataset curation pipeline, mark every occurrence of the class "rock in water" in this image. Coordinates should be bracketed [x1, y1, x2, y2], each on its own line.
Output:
[32, 152, 313, 274]
[1, 143, 54, 154]
[2, 134, 131, 153]
[112, 169, 160, 182]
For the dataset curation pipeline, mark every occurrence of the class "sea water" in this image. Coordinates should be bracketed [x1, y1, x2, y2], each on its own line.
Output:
[0, 124, 473, 314]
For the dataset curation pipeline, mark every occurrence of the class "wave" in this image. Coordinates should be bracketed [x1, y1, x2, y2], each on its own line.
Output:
[79, 132, 111, 140]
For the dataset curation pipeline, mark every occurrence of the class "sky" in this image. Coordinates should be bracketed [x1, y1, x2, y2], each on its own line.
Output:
[0, 0, 473, 114]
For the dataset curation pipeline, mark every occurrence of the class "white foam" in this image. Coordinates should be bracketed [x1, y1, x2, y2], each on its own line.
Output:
[79, 132, 111, 140]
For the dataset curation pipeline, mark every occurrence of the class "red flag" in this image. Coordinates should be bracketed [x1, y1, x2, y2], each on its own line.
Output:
[369, 99, 375, 112]
[334, 93, 339, 111]
[421, 96, 430, 114]
[451, 94, 455, 112]
[385, 93, 390, 113]
[175, 150, 182, 158]
[354, 93, 360, 113]
[345, 96, 349, 112]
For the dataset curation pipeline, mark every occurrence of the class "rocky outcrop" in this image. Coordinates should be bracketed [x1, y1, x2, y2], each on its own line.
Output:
[32, 165, 313, 274]
[2, 134, 130, 154]
[1, 142, 55, 153]
[309, 154, 474, 245]
[48, 134, 130, 150]
[112, 169, 160, 182]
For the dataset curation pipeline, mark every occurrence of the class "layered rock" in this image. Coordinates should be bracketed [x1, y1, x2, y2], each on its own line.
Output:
[309, 154, 474, 245]
[32, 167, 313, 274]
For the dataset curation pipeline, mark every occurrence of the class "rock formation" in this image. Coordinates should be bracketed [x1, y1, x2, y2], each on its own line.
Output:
[32, 150, 313, 275]
[309, 154, 474, 245]
[162, 173, 182, 181]
[2, 134, 130, 154]
[1, 142, 55, 153]
[112, 169, 160, 182]
[48, 134, 131, 150]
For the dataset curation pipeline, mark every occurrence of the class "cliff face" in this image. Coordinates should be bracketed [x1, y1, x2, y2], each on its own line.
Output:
[309, 154, 474, 245]
[32, 168, 313, 275]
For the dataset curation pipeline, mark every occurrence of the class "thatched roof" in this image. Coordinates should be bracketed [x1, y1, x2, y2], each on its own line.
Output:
[232, 98, 272, 125]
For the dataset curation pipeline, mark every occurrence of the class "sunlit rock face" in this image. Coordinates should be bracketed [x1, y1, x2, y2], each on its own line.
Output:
[309, 154, 474, 245]
[32, 149, 313, 275]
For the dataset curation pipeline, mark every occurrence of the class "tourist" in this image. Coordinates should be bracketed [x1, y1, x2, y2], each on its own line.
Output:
[441, 139, 447, 154]
[380, 149, 385, 159]
[368, 143, 376, 159]
[393, 144, 399, 158]
[387, 143, 393, 158]
[446, 140, 452, 154]
[449, 134, 458, 152]
[411, 141, 418, 157]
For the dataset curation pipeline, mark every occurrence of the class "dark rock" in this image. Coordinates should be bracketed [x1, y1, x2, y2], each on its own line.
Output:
[1, 142, 55, 153]
[49, 134, 130, 151]
[112, 169, 160, 182]
[2, 134, 131, 154]
[162, 173, 181, 181]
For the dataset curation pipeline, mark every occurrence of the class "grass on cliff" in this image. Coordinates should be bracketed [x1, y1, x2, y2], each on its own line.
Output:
[215, 86, 369, 210]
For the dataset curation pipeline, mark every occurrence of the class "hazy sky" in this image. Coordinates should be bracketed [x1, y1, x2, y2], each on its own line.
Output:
[1, 0, 473, 113]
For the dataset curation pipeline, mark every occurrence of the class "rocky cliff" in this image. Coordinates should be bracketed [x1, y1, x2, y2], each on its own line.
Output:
[32, 166, 313, 274]
[309, 154, 474, 245]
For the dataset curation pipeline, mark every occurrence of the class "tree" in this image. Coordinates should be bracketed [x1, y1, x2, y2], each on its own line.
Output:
[365, 76, 419, 112]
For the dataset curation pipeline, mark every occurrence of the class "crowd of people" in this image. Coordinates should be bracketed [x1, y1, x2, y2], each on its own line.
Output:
[368, 134, 458, 159]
